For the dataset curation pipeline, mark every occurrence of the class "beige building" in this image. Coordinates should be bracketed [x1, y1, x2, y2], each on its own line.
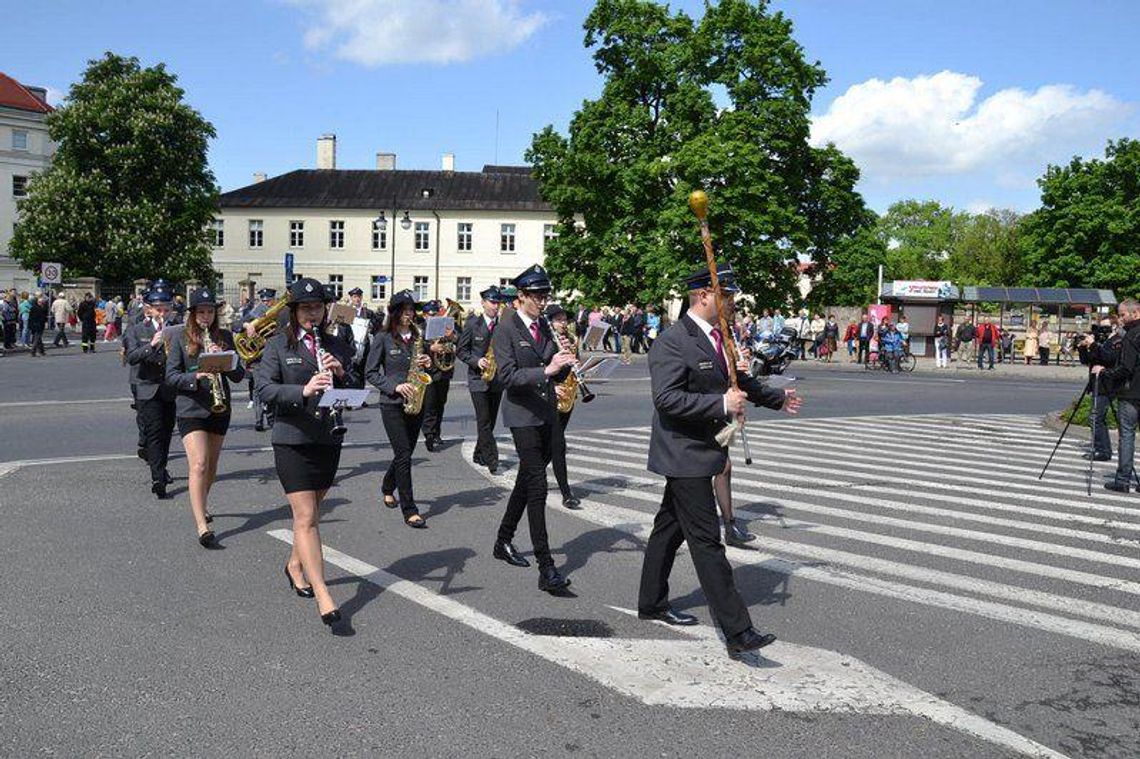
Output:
[0, 72, 54, 292]
[214, 136, 557, 307]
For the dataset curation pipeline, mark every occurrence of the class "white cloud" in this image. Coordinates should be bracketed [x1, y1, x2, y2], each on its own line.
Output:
[288, 0, 547, 66]
[45, 87, 66, 107]
[811, 71, 1132, 180]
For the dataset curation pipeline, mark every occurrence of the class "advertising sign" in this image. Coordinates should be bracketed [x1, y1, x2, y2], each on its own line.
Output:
[890, 280, 954, 299]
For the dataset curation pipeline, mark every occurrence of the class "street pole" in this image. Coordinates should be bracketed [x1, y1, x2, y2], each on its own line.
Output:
[876, 265, 883, 305]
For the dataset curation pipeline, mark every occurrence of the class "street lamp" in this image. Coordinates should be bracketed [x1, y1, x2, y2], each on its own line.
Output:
[374, 209, 412, 299]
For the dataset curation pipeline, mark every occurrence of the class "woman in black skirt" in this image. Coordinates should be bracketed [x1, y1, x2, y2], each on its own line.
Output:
[165, 287, 245, 547]
[545, 304, 582, 509]
[255, 278, 356, 627]
[365, 289, 432, 528]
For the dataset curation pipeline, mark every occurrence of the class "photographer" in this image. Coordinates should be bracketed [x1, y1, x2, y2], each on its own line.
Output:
[1078, 317, 1122, 461]
[1091, 299, 1140, 492]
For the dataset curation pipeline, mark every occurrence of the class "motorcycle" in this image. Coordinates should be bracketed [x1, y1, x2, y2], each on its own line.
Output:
[749, 326, 798, 377]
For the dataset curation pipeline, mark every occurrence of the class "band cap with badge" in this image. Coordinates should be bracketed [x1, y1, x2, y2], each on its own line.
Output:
[513, 264, 553, 294]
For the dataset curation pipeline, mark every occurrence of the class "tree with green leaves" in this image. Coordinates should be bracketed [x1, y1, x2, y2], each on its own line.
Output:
[1020, 138, 1140, 299]
[527, 0, 875, 309]
[875, 199, 966, 282]
[807, 211, 887, 306]
[10, 53, 218, 285]
[945, 208, 1023, 287]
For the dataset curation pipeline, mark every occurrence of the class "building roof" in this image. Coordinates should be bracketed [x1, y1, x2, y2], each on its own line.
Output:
[960, 286, 1117, 306]
[218, 167, 551, 212]
[0, 72, 52, 114]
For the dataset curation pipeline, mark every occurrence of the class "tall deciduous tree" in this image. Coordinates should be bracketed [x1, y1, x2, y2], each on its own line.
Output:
[527, 0, 874, 308]
[1020, 138, 1140, 299]
[945, 209, 1023, 286]
[876, 199, 966, 281]
[11, 53, 218, 284]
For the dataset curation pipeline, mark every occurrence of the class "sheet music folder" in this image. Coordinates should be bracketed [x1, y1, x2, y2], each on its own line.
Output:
[318, 389, 371, 409]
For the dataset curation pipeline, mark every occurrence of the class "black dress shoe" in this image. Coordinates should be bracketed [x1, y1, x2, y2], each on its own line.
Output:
[321, 608, 342, 626]
[424, 438, 437, 452]
[473, 453, 485, 466]
[724, 519, 757, 548]
[151, 481, 168, 500]
[492, 540, 530, 567]
[197, 530, 216, 548]
[487, 462, 499, 475]
[162, 470, 174, 485]
[562, 494, 582, 510]
[254, 424, 266, 432]
[1082, 452, 1112, 461]
[638, 607, 698, 626]
[285, 565, 315, 598]
[726, 628, 777, 658]
[137, 447, 148, 461]
[537, 566, 571, 592]
[1104, 481, 1131, 493]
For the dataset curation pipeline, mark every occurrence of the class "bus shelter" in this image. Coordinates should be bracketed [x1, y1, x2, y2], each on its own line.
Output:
[959, 287, 1118, 350]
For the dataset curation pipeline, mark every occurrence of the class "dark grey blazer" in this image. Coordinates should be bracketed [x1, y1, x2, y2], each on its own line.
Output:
[164, 325, 246, 419]
[492, 312, 569, 429]
[648, 314, 785, 478]
[254, 329, 358, 445]
[365, 330, 422, 407]
[124, 319, 174, 401]
[456, 314, 499, 392]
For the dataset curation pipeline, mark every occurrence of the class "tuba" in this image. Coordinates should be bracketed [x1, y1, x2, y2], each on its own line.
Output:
[234, 293, 291, 362]
[404, 335, 433, 415]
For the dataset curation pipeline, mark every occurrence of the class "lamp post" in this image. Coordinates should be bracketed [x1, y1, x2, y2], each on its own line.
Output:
[374, 207, 412, 300]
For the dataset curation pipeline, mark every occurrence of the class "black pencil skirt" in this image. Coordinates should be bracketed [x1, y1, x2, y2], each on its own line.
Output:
[274, 443, 342, 494]
[178, 414, 231, 437]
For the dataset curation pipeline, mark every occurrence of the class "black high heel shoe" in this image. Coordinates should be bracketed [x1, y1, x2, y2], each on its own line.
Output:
[284, 565, 315, 598]
[321, 608, 342, 626]
[197, 530, 216, 548]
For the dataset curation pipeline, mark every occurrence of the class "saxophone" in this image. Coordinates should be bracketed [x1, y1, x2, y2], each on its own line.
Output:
[234, 293, 291, 361]
[404, 335, 433, 415]
[556, 331, 594, 414]
[203, 332, 228, 415]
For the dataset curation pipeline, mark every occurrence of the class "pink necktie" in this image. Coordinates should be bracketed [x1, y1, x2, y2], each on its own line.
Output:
[304, 333, 317, 357]
[710, 328, 729, 372]
[530, 322, 540, 343]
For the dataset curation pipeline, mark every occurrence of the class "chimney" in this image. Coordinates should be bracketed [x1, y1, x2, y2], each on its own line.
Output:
[316, 134, 337, 170]
[376, 152, 396, 171]
[442, 153, 455, 172]
[26, 86, 48, 105]
[253, 171, 267, 183]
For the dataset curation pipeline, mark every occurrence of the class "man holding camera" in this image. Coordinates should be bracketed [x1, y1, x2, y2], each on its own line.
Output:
[1091, 299, 1140, 492]
[1079, 318, 1122, 462]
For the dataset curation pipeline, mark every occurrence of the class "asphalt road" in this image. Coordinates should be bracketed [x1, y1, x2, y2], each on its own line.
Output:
[1, 344, 1135, 758]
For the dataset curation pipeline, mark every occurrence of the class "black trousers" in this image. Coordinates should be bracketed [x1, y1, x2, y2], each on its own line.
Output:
[131, 385, 145, 449]
[81, 321, 97, 349]
[550, 408, 574, 498]
[498, 424, 554, 568]
[380, 403, 423, 515]
[29, 329, 45, 356]
[421, 375, 451, 442]
[52, 322, 69, 346]
[470, 389, 502, 466]
[2, 322, 14, 348]
[639, 477, 753, 638]
[857, 338, 870, 364]
[138, 396, 176, 484]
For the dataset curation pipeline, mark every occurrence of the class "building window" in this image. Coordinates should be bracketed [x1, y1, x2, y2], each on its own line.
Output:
[12, 130, 28, 151]
[329, 220, 345, 249]
[12, 175, 28, 198]
[209, 218, 224, 248]
[500, 223, 516, 253]
[543, 224, 556, 250]
[328, 274, 343, 300]
[371, 276, 387, 301]
[413, 275, 429, 301]
[372, 226, 386, 250]
[248, 219, 263, 248]
[499, 277, 511, 288]
[457, 222, 473, 252]
[456, 277, 472, 302]
[414, 221, 430, 251]
[289, 221, 304, 247]
[290, 272, 303, 284]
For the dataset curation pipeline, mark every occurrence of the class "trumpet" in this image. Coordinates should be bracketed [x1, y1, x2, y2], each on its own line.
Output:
[311, 328, 347, 439]
[404, 336, 433, 415]
[554, 328, 594, 414]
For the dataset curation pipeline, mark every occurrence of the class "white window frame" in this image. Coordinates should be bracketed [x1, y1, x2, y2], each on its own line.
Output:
[414, 222, 430, 252]
[11, 130, 28, 151]
[328, 274, 344, 300]
[499, 277, 512, 288]
[12, 175, 28, 198]
[289, 272, 303, 284]
[209, 218, 224, 248]
[543, 223, 556, 250]
[329, 220, 345, 249]
[413, 275, 430, 301]
[371, 276, 387, 302]
[500, 223, 516, 253]
[289, 220, 305, 247]
[248, 219, 264, 248]
[372, 226, 387, 250]
[457, 222, 473, 252]
[456, 277, 472, 302]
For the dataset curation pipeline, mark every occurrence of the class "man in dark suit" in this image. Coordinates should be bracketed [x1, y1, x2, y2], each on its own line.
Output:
[457, 285, 504, 473]
[491, 266, 576, 593]
[639, 263, 801, 658]
[245, 288, 278, 429]
[856, 312, 874, 365]
[123, 283, 178, 498]
[420, 300, 456, 451]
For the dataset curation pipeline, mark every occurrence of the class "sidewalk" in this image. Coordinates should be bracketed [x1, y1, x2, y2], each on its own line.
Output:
[799, 355, 1087, 382]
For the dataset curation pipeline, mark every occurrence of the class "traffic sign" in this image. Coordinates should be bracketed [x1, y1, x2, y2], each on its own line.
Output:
[41, 262, 62, 284]
[375, 275, 388, 283]
[284, 253, 295, 282]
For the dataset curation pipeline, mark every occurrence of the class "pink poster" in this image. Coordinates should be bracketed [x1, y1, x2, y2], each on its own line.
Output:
[867, 304, 893, 326]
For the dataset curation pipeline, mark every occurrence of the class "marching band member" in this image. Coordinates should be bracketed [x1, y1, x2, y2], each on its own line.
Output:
[638, 264, 799, 657]
[365, 289, 432, 529]
[491, 265, 577, 593]
[421, 300, 456, 452]
[255, 278, 356, 628]
[165, 287, 245, 547]
[456, 285, 503, 474]
[244, 288, 277, 430]
[346, 287, 375, 387]
[124, 283, 177, 499]
[544, 302, 582, 509]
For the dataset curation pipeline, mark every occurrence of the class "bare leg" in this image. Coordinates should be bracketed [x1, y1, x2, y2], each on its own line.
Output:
[288, 489, 336, 616]
[182, 431, 212, 535]
[289, 488, 328, 586]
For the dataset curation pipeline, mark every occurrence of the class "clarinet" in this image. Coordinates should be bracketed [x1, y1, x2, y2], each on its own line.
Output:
[311, 328, 347, 439]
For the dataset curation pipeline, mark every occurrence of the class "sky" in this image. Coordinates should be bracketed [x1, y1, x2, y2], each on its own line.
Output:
[4, 0, 1138, 214]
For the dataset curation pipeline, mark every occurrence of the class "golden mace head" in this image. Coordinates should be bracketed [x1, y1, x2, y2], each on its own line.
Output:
[688, 190, 709, 221]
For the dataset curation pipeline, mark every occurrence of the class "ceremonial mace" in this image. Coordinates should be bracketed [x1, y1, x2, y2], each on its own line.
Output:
[689, 189, 753, 465]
